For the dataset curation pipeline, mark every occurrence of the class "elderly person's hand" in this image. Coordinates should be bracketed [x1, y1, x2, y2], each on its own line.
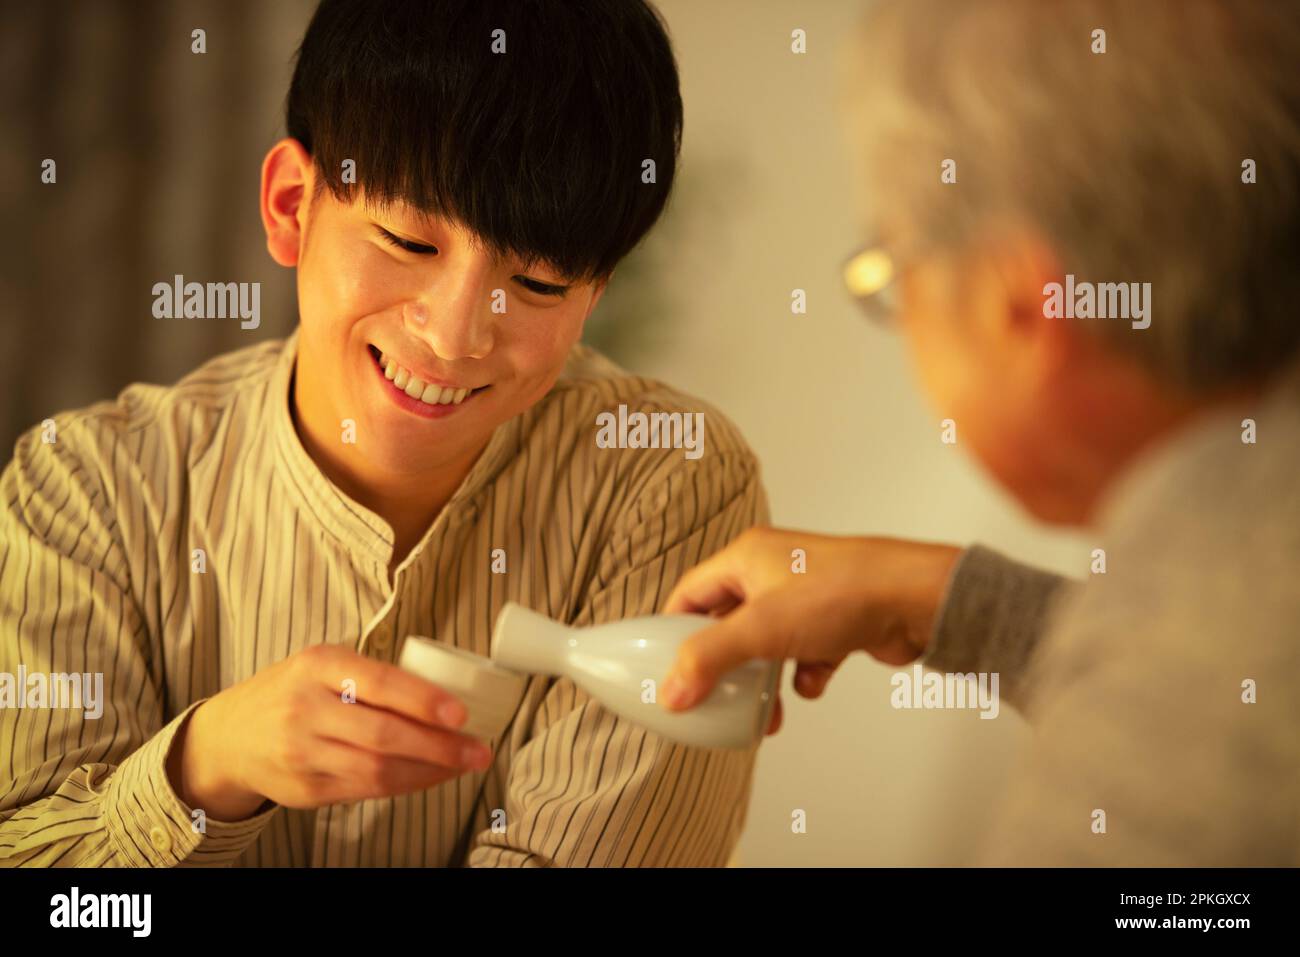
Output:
[658, 527, 960, 734]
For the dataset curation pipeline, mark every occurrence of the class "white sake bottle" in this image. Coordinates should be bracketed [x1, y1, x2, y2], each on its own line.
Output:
[490, 602, 780, 750]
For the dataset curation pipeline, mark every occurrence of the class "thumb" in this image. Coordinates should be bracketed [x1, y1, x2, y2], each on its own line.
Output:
[661, 601, 785, 712]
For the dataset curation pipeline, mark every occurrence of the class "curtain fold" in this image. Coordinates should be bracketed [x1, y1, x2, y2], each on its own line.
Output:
[0, 0, 314, 452]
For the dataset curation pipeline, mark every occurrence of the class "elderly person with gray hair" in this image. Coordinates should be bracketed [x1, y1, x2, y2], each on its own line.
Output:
[658, 0, 1300, 865]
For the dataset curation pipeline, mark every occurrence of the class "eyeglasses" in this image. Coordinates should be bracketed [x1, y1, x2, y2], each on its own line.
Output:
[842, 242, 902, 326]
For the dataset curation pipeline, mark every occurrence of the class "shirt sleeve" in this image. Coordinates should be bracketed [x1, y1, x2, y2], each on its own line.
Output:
[0, 418, 277, 867]
[466, 449, 769, 867]
[922, 544, 1073, 715]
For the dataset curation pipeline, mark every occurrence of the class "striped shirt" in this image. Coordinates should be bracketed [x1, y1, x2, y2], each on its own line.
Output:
[0, 330, 768, 867]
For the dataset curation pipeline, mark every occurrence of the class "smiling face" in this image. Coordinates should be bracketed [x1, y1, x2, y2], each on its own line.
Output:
[263, 140, 606, 487]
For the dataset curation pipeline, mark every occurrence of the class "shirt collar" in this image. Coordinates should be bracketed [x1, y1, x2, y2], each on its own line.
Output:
[266, 329, 522, 567]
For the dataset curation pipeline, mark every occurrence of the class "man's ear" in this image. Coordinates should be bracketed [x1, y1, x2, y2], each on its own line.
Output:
[982, 225, 1078, 378]
[260, 138, 313, 267]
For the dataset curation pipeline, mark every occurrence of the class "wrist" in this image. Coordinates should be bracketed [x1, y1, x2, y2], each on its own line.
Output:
[860, 538, 961, 663]
[172, 698, 266, 822]
[906, 542, 963, 656]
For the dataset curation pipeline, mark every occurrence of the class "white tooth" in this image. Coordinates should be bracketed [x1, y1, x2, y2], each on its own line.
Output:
[384, 359, 398, 380]
[420, 383, 443, 404]
[405, 376, 426, 398]
[453, 388, 468, 404]
[393, 367, 410, 389]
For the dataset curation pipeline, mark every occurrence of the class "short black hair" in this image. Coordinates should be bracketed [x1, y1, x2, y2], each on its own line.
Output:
[286, 0, 683, 281]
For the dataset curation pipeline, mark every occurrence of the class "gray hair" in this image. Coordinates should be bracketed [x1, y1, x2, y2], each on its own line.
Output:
[848, 0, 1300, 391]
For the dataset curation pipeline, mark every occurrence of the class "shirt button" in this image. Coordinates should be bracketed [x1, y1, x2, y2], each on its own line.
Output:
[150, 825, 172, 854]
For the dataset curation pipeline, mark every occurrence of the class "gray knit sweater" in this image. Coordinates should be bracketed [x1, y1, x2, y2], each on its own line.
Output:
[925, 368, 1300, 865]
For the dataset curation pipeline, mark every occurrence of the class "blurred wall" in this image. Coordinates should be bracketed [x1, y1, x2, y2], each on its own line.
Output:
[0, 0, 1090, 866]
[641, 0, 1090, 865]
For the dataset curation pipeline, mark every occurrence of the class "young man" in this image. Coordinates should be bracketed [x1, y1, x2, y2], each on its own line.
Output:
[0, 0, 766, 867]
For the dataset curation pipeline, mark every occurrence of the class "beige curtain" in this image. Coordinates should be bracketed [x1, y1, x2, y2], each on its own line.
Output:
[0, 0, 316, 452]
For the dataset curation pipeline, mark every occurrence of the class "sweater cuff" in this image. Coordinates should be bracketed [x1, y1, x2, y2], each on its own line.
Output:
[923, 544, 1069, 712]
[101, 701, 278, 867]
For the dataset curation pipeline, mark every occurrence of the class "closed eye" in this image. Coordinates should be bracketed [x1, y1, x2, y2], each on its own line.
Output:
[376, 226, 438, 255]
[514, 276, 569, 297]
[377, 225, 567, 296]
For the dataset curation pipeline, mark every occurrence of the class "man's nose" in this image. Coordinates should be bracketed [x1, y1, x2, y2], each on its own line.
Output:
[402, 268, 496, 361]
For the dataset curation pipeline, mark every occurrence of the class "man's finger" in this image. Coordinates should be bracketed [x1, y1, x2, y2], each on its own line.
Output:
[662, 546, 743, 615]
[306, 645, 469, 729]
[311, 686, 489, 768]
[794, 663, 837, 699]
[311, 739, 469, 803]
[660, 600, 788, 711]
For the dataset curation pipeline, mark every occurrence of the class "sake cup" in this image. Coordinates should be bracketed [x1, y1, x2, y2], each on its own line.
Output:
[397, 636, 528, 741]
